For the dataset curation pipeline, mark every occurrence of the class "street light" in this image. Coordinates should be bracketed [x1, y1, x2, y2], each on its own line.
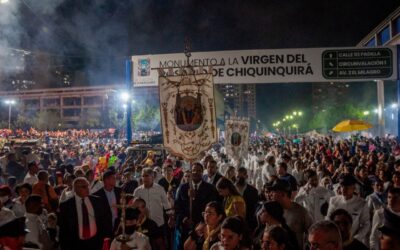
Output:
[4, 99, 16, 129]
[292, 124, 299, 134]
[391, 103, 398, 109]
[363, 110, 370, 116]
[0, 0, 9, 4]
[120, 92, 130, 102]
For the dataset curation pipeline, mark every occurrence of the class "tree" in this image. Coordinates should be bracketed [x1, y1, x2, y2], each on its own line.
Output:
[79, 108, 102, 128]
[34, 110, 62, 130]
[133, 103, 160, 131]
[14, 114, 34, 130]
[309, 103, 371, 132]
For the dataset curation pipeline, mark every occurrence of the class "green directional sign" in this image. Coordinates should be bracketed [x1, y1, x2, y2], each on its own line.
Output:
[322, 48, 393, 79]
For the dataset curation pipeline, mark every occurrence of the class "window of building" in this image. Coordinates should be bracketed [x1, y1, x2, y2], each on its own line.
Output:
[393, 15, 400, 36]
[63, 108, 81, 117]
[84, 96, 102, 106]
[63, 97, 81, 106]
[377, 25, 390, 45]
[43, 98, 60, 107]
[365, 37, 376, 47]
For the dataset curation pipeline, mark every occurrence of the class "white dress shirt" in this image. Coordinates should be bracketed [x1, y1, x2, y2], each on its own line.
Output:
[295, 185, 333, 222]
[370, 207, 400, 250]
[261, 163, 276, 185]
[74, 194, 97, 239]
[25, 212, 49, 249]
[11, 198, 26, 218]
[104, 188, 118, 227]
[110, 231, 151, 250]
[23, 172, 38, 185]
[326, 195, 370, 245]
[133, 183, 171, 227]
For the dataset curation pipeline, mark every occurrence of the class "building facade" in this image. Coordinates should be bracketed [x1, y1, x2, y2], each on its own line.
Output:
[357, 6, 400, 47]
[215, 83, 257, 119]
[0, 85, 123, 127]
[357, 6, 400, 136]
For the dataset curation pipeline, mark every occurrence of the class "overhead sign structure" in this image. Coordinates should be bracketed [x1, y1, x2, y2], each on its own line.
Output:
[131, 46, 397, 87]
[322, 48, 393, 79]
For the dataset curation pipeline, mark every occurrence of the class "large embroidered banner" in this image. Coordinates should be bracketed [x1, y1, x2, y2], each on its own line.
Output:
[158, 72, 217, 161]
[225, 117, 249, 161]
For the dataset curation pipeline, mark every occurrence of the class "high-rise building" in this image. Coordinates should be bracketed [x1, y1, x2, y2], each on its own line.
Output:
[215, 83, 256, 119]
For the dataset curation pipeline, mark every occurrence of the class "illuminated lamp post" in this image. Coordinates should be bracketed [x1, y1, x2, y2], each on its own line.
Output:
[4, 99, 16, 130]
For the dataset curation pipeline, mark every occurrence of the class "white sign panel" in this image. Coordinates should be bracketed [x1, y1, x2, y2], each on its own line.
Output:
[131, 46, 397, 87]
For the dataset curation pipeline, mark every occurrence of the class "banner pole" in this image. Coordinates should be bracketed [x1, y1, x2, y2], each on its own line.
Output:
[397, 45, 400, 143]
[125, 59, 132, 144]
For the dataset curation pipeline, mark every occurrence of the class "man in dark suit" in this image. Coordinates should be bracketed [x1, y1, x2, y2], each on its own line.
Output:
[174, 162, 220, 250]
[203, 160, 223, 186]
[58, 177, 112, 250]
[94, 170, 122, 234]
[236, 167, 259, 229]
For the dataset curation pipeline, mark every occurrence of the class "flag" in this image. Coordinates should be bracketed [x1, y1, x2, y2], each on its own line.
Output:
[225, 117, 250, 160]
[158, 73, 217, 161]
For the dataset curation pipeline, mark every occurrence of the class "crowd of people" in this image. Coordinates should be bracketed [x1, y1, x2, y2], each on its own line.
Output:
[0, 132, 400, 250]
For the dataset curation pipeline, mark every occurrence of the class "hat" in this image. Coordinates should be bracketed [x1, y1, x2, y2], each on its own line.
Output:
[271, 179, 292, 194]
[378, 208, 400, 237]
[125, 208, 140, 220]
[339, 174, 357, 186]
[0, 217, 29, 237]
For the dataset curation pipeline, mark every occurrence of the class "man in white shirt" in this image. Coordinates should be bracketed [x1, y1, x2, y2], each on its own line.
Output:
[203, 160, 223, 186]
[86, 169, 103, 194]
[295, 169, 333, 222]
[291, 160, 305, 186]
[326, 174, 370, 246]
[133, 167, 172, 229]
[370, 187, 400, 250]
[24, 195, 51, 249]
[378, 208, 400, 250]
[110, 207, 151, 250]
[262, 155, 277, 185]
[23, 162, 39, 186]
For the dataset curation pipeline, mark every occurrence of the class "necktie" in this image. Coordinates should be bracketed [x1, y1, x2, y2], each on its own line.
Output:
[82, 198, 91, 239]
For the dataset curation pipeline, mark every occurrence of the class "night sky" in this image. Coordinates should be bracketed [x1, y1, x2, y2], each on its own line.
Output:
[20, 0, 399, 54]
[1, 0, 399, 126]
